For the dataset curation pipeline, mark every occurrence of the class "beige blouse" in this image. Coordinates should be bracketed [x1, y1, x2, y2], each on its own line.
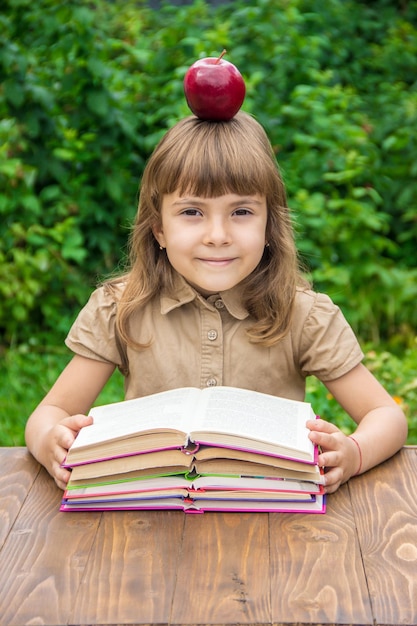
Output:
[65, 275, 364, 402]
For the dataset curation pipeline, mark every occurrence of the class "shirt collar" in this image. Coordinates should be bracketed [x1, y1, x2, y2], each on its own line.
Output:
[160, 273, 249, 320]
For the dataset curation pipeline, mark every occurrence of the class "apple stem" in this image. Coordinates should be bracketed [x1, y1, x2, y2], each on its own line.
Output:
[215, 49, 227, 64]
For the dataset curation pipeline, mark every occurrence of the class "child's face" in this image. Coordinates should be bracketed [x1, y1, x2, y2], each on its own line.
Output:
[154, 192, 268, 296]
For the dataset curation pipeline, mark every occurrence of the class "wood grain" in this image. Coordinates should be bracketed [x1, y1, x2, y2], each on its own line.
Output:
[70, 510, 185, 624]
[349, 446, 417, 626]
[0, 447, 40, 549]
[269, 484, 373, 625]
[171, 512, 271, 624]
[1, 447, 416, 626]
[0, 466, 101, 626]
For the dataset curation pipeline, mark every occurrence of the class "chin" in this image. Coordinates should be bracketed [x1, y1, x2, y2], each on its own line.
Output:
[198, 283, 237, 296]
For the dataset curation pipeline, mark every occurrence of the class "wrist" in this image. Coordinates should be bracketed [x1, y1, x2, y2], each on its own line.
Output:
[349, 435, 363, 476]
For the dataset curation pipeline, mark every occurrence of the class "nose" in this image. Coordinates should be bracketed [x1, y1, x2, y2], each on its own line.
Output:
[203, 216, 231, 246]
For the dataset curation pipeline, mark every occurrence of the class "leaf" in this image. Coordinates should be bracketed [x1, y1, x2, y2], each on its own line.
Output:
[86, 89, 110, 117]
[3, 80, 25, 107]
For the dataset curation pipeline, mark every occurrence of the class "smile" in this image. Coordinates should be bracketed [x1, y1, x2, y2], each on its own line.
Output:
[198, 258, 236, 266]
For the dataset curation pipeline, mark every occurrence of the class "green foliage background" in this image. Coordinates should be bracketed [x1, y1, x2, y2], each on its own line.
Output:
[1, 0, 417, 444]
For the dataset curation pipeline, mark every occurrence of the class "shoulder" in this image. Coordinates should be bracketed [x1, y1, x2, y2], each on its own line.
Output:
[79, 281, 126, 317]
[292, 286, 352, 335]
[65, 282, 127, 366]
[292, 288, 364, 381]
[97, 280, 126, 304]
[293, 288, 339, 321]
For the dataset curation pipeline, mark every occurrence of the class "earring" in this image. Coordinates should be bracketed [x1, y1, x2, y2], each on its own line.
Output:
[265, 242, 270, 248]
[159, 245, 164, 251]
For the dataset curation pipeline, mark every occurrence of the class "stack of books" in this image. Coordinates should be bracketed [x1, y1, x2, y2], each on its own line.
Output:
[60, 386, 326, 514]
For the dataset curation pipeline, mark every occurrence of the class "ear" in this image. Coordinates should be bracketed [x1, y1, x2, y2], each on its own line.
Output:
[151, 223, 166, 249]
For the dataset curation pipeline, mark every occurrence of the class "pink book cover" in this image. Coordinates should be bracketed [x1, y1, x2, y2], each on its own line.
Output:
[60, 495, 326, 514]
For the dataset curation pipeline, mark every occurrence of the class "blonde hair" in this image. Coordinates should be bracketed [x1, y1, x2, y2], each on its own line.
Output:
[108, 112, 309, 348]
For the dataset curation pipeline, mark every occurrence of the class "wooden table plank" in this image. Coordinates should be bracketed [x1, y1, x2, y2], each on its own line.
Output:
[349, 447, 417, 626]
[70, 509, 186, 624]
[0, 465, 102, 626]
[0, 447, 40, 549]
[269, 484, 373, 626]
[170, 512, 271, 624]
[0, 447, 415, 626]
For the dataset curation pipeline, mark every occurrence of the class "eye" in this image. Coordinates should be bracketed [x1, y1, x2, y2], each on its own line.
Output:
[181, 208, 203, 216]
[233, 208, 253, 216]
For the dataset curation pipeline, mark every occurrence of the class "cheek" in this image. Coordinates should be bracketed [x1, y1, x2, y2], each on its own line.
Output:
[164, 232, 191, 252]
[163, 232, 196, 270]
[246, 230, 268, 254]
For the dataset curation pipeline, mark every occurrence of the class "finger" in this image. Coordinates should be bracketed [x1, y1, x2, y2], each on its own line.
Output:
[322, 467, 343, 494]
[308, 429, 342, 452]
[51, 461, 72, 491]
[62, 413, 93, 434]
[306, 418, 340, 434]
[54, 427, 75, 452]
[55, 415, 93, 450]
[318, 448, 343, 469]
[55, 470, 71, 491]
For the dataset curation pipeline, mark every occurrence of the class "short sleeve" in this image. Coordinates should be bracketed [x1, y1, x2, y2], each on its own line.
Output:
[65, 285, 122, 366]
[295, 290, 364, 381]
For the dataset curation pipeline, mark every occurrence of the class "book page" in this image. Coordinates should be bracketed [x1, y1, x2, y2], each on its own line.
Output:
[194, 386, 312, 454]
[71, 387, 200, 449]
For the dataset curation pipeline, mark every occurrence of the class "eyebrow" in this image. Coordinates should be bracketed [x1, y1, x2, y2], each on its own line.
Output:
[171, 197, 264, 207]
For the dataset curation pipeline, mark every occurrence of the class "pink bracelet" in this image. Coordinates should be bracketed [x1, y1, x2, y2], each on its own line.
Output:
[349, 435, 362, 476]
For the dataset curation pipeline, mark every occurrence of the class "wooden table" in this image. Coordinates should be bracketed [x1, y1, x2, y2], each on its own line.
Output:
[1, 446, 416, 626]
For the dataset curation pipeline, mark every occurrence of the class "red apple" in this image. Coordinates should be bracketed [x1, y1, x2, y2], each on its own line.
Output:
[183, 50, 246, 121]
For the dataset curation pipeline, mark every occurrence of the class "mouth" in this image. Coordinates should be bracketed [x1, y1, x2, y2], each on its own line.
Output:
[198, 258, 236, 266]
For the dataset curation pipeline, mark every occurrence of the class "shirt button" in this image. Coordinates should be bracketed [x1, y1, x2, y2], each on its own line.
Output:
[206, 378, 217, 387]
[207, 329, 218, 341]
[214, 299, 225, 309]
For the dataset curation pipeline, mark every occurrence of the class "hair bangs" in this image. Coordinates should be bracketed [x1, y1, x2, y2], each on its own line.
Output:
[174, 137, 274, 198]
[151, 114, 279, 200]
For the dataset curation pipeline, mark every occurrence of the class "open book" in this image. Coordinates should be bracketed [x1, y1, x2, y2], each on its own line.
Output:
[64, 386, 318, 467]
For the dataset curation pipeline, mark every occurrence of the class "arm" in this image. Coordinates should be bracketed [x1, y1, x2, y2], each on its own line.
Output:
[25, 355, 115, 489]
[307, 363, 408, 493]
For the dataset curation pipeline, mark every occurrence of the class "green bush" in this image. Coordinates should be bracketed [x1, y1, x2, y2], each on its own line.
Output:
[306, 342, 417, 444]
[0, 1, 149, 339]
[1, 0, 417, 348]
[0, 344, 124, 446]
[1, 0, 416, 448]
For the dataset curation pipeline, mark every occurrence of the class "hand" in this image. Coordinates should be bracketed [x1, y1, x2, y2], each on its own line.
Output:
[306, 419, 360, 494]
[44, 414, 93, 490]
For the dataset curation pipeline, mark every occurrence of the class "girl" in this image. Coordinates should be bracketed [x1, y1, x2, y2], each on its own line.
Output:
[25, 112, 408, 493]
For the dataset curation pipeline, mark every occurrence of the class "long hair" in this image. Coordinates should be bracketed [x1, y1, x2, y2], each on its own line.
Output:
[108, 112, 309, 348]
